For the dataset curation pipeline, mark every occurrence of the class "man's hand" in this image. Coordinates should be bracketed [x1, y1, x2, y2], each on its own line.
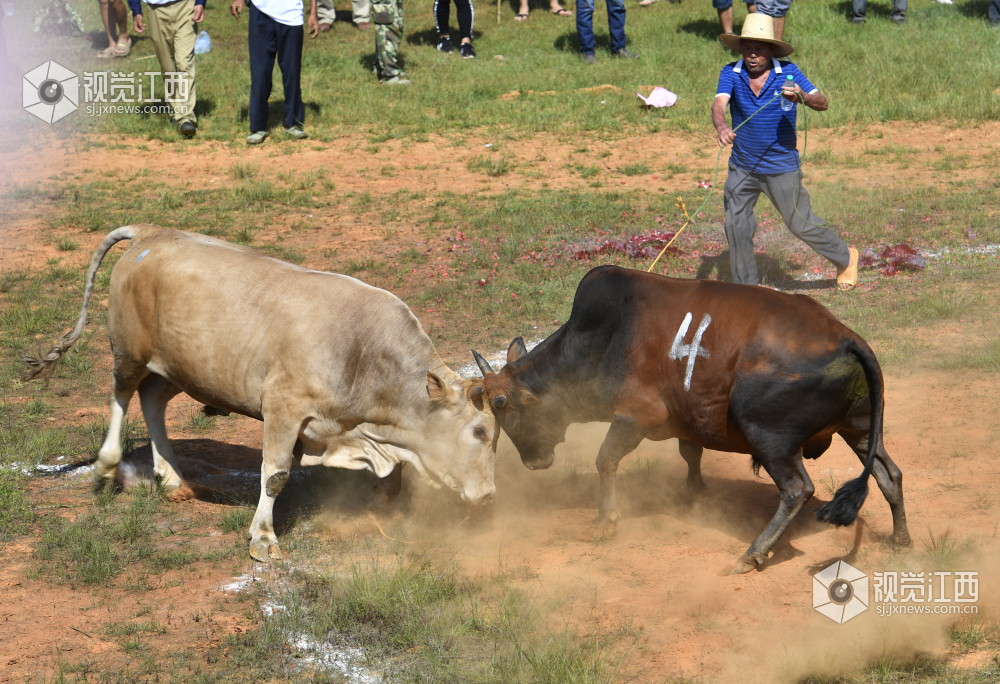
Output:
[133, 13, 145, 32]
[193, 4, 205, 22]
[230, 0, 244, 19]
[781, 81, 804, 105]
[717, 126, 736, 148]
[782, 81, 829, 111]
[307, 13, 319, 37]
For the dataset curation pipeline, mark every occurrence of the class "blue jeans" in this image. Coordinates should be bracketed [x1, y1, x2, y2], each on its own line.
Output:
[576, 0, 626, 54]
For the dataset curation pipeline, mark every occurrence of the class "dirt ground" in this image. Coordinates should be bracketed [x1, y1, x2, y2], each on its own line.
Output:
[2, 123, 999, 683]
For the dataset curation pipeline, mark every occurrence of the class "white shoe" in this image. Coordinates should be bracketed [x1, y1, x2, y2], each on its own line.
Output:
[933, 0, 953, 4]
[2, 0, 13, 17]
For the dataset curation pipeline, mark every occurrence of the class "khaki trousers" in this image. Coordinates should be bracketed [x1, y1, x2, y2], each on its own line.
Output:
[145, 0, 197, 125]
[316, 0, 371, 24]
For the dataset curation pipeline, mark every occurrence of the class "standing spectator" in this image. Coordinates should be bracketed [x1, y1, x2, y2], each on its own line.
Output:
[99, 0, 132, 58]
[712, 14, 858, 290]
[577, 0, 636, 63]
[851, 0, 904, 24]
[513, 0, 571, 21]
[129, 0, 203, 137]
[716, 0, 757, 36]
[753, 0, 789, 39]
[230, 0, 320, 144]
[315, 0, 370, 31]
[373, 0, 409, 84]
[435, 0, 475, 58]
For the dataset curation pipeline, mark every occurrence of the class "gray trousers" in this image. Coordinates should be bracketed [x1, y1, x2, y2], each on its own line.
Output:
[723, 163, 850, 286]
[852, 0, 905, 21]
[317, 0, 371, 23]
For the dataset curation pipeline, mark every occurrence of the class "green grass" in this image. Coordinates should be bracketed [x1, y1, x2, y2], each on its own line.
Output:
[219, 506, 254, 534]
[12, 0, 999, 144]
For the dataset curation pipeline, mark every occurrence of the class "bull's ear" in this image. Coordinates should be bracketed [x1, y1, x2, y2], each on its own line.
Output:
[507, 337, 528, 364]
[519, 391, 540, 406]
[427, 371, 458, 405]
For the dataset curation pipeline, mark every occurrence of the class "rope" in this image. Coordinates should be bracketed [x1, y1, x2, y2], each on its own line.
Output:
[370, 513, 472, 546]
[648, 86, 815, 273]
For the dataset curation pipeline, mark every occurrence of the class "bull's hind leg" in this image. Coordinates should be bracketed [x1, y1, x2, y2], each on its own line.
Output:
[595, 418, 646, 539]
[678, 439, 706, 495]
[840, 430, 912, 548]
[249, 410, 301, 562]
[732, 449, 815, 574]
[137, 374, 187, 499]
[94, 379, 141, 489]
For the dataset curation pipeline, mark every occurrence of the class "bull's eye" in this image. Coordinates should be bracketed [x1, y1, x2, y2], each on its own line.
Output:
[473, 426, 487, 440]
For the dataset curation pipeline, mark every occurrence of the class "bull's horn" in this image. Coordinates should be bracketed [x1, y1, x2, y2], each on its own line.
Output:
[492, 395, 508, 409]
[471, 350, 495, 377]
[470, 385, 485, 400]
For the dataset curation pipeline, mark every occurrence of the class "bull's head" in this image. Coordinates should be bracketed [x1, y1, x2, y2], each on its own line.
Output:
[416, 371, 497, 505]
[471, 338, 569, 471]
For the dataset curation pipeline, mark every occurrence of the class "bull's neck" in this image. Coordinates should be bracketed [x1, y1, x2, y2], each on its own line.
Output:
[510, 327, 614, 423]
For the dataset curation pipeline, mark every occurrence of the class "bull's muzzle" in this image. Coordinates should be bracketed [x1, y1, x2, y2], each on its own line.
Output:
[464, 484, 496, 506]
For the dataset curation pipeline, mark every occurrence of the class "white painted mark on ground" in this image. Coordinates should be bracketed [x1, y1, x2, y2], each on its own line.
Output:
[668, 312, 712, 391]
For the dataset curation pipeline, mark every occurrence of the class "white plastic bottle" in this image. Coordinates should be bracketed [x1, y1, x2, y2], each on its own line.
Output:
[781, 74, 795, 112]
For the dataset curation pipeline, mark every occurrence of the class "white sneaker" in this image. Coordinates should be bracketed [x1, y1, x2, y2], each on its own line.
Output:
[933, 0, 953, 4]
[2, 0, 13, 17]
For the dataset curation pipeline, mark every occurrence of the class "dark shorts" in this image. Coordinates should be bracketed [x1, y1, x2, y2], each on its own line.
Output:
[712, 0, 755, 8]
[755, 0, 791, 17]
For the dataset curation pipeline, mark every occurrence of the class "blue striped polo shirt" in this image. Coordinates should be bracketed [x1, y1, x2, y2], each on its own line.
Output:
[716, 58, 818, 175]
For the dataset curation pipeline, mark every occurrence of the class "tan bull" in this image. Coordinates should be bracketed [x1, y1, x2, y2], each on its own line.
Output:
[25, 225, 496, 561]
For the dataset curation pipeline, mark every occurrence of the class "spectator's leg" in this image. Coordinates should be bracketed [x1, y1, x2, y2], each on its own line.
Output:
[518, 0, 530, 17]
[607, 0, 626, 53]
[715, 0, 734, 34]
[353, 0, 371, 24]
[991, 0, 1000, 25]
[248, 1, 278, 132]
[144, 4, 179, 100]
[763, 170, 850, 271]
[373, 0, 404, 79]
[434, 0, 449, 37]
[169, 0, 197, 125]
[771, 16, 784, 40]
[275, 21, 305, 129]
[456, 0, 474, 43]
[98, 0, 119, 49]
[851, 0, 866, 22]
[723, 164, 764, 285]
[316, 0, 337, 28]
[890, 0, 906, 22]
[576, 0, 596, 54]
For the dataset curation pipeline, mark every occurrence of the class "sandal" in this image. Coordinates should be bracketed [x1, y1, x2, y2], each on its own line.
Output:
[550, 8, 572, 15]
[638, 0, 657, 5]
[837, 247, 859, 292]
[96, 46, 116, 59]
[514, 12, 529, 20]
[113, 36, 132, 57]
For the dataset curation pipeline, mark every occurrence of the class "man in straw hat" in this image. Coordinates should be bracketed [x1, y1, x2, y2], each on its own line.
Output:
[712, 13, 858, 291]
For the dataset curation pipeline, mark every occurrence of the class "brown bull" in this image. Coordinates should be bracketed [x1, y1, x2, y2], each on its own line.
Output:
[473, 265, 912, 574]
[26, 225, 497, 561]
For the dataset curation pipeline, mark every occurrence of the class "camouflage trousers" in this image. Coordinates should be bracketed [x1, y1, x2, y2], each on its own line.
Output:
[373, 0, 404, 79]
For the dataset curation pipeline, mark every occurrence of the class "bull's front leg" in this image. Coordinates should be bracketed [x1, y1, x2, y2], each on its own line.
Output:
[249, 413, 301, 562]
[594, 417, 646, 540]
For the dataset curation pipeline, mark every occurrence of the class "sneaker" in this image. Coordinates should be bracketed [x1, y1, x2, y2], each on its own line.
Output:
[284, 125, 308, 139]
[382, 76, 413, 86]
[180, 121, 196, 138]
[319, 22, 332, 32]
[246, 130, 269, 145]
[612, 48, 639, 59]
[2, 0, 12, 17]
[437, 36, 454, 53]
[891, 15, 905, 23]
[581, 52, 596, 64]
[459, 42, 476, 58]
[852, 16, 865, 23]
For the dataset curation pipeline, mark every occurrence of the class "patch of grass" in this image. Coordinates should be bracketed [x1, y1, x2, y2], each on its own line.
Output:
[0, 469, 35, 542]
[619, 163, 651, 177]
[922, 529, 976, 568]
[56, 237, 79, 252]
[949, 617, 993, 653]
[220, 506, 254, 534]
[34, 484, 160, 585]
[228, 162, 260, 180]
[104, 619, 167, 638]
[150, 550, 200, 572]
[467, 154, 511, 177]
[938, 339, 1000, 373]
[257, 243, 306, 264]
[184, 410, 215, 433]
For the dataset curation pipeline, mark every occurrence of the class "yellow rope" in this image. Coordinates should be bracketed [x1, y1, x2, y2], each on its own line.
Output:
[370, 513, 472, 546]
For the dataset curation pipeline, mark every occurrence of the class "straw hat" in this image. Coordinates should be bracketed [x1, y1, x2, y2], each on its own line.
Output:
[720, 14, 794, 58]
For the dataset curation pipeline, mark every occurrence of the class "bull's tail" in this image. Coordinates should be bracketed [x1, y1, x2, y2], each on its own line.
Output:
[815, 339, 884, 526]
[22, 226, 136, 385]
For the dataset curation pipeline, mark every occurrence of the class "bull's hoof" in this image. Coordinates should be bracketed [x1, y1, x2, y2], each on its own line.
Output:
[593, 510, 619, 541]
[249, 539, 282, 562]
[165, 483, 196, 502]
[729, 554, 759, 575]
[91, 469, 117, 492]
[890, 533, 914, 549]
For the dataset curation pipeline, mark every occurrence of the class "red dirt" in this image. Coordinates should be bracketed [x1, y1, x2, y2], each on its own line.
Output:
[2, 125, 999, 681]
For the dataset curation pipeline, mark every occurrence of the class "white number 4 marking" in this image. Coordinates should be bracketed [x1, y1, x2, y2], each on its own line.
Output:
[668, 312, 712, 391]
